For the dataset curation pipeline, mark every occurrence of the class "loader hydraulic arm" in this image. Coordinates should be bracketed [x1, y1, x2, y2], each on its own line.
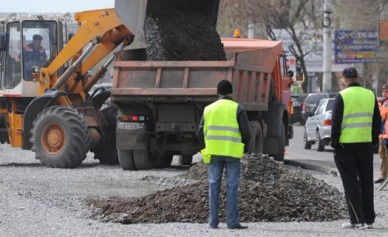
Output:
[36, 8, 133, 96]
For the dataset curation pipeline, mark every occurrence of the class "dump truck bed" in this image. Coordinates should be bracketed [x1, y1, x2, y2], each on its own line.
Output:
[111, 38, 285, 112]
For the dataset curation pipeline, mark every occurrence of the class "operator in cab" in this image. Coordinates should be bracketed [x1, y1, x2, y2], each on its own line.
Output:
[23, 34, 47, 80]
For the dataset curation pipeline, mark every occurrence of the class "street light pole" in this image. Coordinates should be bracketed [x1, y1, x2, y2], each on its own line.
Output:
[322, 0, 332, 92]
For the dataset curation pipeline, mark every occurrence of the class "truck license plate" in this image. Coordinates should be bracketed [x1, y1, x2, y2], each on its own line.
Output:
[118, 122, 144, 130]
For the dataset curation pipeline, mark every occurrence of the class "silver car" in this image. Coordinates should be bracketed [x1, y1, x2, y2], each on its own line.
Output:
[303, 98, 335, 151]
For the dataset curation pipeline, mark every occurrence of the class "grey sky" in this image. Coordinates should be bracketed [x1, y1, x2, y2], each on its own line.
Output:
[0, 0, 114, 13]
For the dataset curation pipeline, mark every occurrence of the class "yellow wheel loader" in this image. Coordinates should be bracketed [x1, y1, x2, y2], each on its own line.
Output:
[0, 6, 135, 167]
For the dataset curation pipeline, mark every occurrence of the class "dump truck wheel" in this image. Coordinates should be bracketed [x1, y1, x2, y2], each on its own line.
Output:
[133, 149, 156, 170]
[248, 121, 263, 154]
[154, 152, 173, 168]
[31, 106, 89, 168]
[91, 106, 119, 165]
[272, 122, 285, 161]
[179, 155, 193, 166]
[118, 150, 137, 171]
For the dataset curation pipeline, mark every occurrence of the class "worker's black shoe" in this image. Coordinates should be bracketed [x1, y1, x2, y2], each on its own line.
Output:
[227, 224, 248, 229]
[375, 178, 386, 184]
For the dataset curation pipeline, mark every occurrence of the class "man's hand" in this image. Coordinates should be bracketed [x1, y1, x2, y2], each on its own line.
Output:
[330, 141, 339, 149]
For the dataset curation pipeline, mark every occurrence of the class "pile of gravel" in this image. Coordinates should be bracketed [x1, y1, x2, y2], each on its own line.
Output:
[144, 11, 226, 61]
[87, 154, 347, 224]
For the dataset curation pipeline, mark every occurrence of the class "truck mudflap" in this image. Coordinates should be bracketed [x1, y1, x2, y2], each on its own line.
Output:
[116, 122, 147, 150]
[22, 90, 67, 150]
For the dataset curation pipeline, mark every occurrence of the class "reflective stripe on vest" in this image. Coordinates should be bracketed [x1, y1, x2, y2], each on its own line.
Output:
[202, 99, 244, 159]
[339, 87, 375, 143]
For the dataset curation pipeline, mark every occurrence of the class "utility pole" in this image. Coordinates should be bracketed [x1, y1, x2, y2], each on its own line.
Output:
[322, 0, 332, 92]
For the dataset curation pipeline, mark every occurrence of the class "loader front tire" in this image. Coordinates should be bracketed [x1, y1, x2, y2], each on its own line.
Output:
[31, 106, 90, 168]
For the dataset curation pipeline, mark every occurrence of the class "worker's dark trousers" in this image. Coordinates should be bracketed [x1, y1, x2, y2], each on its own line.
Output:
[334, 147, 375, 224]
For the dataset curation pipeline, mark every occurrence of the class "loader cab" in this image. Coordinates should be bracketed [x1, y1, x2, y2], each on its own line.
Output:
[0, 18, 63, 97]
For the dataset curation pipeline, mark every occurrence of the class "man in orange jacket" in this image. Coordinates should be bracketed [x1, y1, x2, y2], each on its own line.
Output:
[376, 84, 388, 183]
[23, 34, 47, 80]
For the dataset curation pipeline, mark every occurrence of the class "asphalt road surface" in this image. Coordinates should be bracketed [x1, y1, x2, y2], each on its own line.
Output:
[286, 124, 382, 179]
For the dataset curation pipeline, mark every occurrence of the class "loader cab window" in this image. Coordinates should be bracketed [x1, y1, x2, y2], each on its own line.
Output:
[22, 20, 58, 81]
[3, 21, 22, 89]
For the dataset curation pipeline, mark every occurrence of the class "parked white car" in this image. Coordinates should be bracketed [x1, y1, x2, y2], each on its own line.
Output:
[303, 98, 335, 151]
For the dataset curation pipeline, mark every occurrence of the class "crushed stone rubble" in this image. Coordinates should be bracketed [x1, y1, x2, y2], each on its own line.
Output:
[144, 11, 226, 61]
[87, 154, 347, 224]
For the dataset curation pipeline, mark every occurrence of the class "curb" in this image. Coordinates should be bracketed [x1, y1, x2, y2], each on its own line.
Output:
[284, 159, 338, 176]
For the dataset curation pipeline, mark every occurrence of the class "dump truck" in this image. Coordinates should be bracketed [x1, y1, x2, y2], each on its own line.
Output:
[111, 0, 295, 170]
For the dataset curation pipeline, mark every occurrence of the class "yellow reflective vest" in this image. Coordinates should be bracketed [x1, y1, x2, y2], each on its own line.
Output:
[201, 99, 244, 163]
[339, 87, 375, 143]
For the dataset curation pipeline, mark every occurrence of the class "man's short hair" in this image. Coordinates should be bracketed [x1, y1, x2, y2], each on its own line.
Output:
[33, 34, 43, 40]
[342, 67, 358, 78]
[382, 84, 388, 90]
[217, 80, 233, 95]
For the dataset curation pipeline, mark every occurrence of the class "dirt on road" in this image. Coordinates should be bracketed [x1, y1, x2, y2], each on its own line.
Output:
[87, 154, 347, 224]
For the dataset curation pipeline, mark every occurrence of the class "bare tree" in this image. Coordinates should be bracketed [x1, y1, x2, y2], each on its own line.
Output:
[218, 0, 322, 93]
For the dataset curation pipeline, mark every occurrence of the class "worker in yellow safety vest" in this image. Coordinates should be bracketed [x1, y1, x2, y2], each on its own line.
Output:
[197, 79, 251, 230]
[331, 67, 381, 230]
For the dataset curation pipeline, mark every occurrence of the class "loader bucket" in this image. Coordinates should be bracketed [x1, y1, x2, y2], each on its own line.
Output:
[115, 0, 220, 37]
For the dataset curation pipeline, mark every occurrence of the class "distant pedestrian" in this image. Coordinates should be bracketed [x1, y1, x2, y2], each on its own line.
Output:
[376, 84, 388, 184]
[331, 67, 381, 229]
[197, 79, 251, 229]
[233, 29, 241, 38]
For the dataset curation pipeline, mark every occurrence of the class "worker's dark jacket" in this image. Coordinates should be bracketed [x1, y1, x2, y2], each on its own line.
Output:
[197, 96, 251, 153]
[331, 82, 381, 149]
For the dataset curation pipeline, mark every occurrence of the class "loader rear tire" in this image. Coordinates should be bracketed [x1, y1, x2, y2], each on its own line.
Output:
[91, 106, 119, 165]
[118, 150, 137, 171]
[0, 115, 9, 144]
[31, 106, 90, 168]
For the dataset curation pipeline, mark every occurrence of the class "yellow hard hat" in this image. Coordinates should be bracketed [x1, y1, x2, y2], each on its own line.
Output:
[233, 29, 241, 38]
